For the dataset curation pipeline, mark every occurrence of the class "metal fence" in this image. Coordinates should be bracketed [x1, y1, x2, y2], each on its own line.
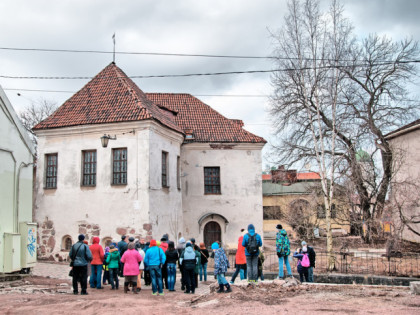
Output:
[208, 250, 420, 278]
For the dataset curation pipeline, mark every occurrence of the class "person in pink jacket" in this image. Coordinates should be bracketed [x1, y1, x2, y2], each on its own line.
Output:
[121, 242, 143, 294]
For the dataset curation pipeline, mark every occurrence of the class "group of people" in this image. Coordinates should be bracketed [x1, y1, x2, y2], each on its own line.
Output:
[69, 223, 316, 295]
[69, 233, 212, 295]
[275, 224, 316, 282]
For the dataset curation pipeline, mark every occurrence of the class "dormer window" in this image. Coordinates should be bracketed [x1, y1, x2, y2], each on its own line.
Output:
[185, 129, 195, 140]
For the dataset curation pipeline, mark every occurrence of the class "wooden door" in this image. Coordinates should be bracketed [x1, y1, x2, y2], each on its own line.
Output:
[204, 221, 221, 248]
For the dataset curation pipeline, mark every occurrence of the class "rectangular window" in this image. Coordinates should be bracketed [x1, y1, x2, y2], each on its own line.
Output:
[204, 167, 221, 194]
[162, 151, 168, 187]
[112, 148, 127, 185]
[177, 156, 181, 190]
[82, 150, 96, 186]
[45, 153, 58, 189]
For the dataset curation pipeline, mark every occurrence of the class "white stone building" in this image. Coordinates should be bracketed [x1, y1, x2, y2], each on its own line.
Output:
[0, 85, 37, 272]
[33, 63, 265, 260]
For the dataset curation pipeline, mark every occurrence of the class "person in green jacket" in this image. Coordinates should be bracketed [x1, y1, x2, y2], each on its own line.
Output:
[193, 244, 201, 288]
[106, 245, 121, 290]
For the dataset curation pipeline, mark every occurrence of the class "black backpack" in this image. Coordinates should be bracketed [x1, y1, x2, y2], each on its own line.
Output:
[246, 233, 258, 255]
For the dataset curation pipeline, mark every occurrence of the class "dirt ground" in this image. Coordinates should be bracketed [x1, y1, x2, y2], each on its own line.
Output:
[0, 276, 419, 315]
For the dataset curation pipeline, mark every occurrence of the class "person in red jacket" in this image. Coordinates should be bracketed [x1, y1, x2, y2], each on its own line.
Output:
[230, 229, 247, 283]
[89, 237, 104, 289]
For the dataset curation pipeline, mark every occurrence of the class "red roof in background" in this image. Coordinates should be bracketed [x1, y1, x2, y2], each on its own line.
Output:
[146, 93, 266, 143]
[262, 172, 320, 181]
[297, 172, 321, 180]
[262, 174, 272, 180]
[33, 63, 266, 144]
[33, 63, 182, 133]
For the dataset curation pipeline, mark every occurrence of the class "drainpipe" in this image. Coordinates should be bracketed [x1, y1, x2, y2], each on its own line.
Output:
[16, 161, 34, 233]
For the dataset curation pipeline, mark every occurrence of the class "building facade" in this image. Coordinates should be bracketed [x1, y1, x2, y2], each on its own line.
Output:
[33, 63, 265, 260]
[0, 85, 36, 272]
[387, 120, 420, 243]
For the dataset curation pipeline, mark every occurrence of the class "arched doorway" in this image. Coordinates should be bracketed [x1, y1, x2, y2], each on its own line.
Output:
[203, 221, 221, 248]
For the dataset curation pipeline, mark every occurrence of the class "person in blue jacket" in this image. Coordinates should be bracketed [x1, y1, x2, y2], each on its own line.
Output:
[144, 239, 166, 295]
[242, 224, 263, 282]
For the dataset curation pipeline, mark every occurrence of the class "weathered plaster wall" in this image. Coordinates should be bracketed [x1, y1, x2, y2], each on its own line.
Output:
[34, 121, 183, 259]
[181, 143, 264, 249]
[0, 87, 35, 272]
[148, 127, 183, 242]
[389, 129, 420, 243]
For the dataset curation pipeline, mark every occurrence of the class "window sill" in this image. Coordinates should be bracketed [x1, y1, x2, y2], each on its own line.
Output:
[44, 187, 57, 190]
[204, 193, 222, 195]
[111, 183, 128, 186]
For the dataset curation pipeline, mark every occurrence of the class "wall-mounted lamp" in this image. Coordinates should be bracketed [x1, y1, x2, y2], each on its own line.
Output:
[101, 134, 117, 148]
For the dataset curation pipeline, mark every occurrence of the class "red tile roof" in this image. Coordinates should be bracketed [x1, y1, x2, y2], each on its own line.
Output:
[146, 93, 266, 143]
[262, 174, 272, 180]
[33, 63, 182, 133]
[33, 63, 266, 144]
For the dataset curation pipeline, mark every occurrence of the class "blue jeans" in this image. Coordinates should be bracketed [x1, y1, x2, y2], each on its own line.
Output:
[89, 264, 103, 288]
[278, 256, 292, 278]
[199, 263, 207, 281]
[167, 263, 177, 291]
[217, 273, 228, 285]
[308, 266, 314, 282]
[246, 255, 259, 281]
[149, 265, 163, 294]
[108, 268, 119, 289]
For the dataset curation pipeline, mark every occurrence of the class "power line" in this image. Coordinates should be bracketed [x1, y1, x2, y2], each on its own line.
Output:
[1, 60, 418, 80]
[0, 47, 272, 59]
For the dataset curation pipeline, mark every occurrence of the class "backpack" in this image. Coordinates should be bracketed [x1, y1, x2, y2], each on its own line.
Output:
[301, 253, 310, 267]
[276, 233, 290, 257]
[246, 233, 259, 255]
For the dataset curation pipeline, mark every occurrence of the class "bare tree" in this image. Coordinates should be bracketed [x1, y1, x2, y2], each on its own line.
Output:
[270, 0, 419, 250]
[270, 0, 351, 270]
[19, 98, 58, 135]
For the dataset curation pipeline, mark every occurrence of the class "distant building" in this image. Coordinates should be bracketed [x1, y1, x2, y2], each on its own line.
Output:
[262, 167, 350, 239]
[386, 120, 420, 243]
[32, 63, 266, 260]
[0, 85, 37, 272]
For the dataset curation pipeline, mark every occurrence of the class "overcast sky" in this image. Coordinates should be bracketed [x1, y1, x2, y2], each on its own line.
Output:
[1, 0, 419, 168]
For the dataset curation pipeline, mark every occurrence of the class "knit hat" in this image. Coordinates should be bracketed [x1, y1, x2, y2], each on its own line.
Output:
[150, 239, 157, 247]
[128, 236, 135, 242]
[190, 238, 196, 244]
[199, 242, 206, 249]
[301, 241, 307, 246]
[186, 242, 192, 248]
[78, 234, 85, 241]
[211, 242, 219, 250]
[156, 240, 161, 247]
[161, 235, 167, 242]
[248, 224, 255, 231]
[276, 224, 283, 230]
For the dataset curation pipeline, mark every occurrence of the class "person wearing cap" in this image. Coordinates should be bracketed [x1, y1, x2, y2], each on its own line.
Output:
[118, 235, 128, 277]
[198, 242, 209, 282]
[160, 235, 169, 289]
[121, 242, 143, 294]
[276, 224, 293, 279]
[165, 241, 179, 291]
[211, 242, 232, 293]
[69, 234, 92, 295]
[179, 242, 198, 294]
[144, 239, 166, 295]
[242, 224, 263, 282]
[301, 241, 316, 282]
[177, 237, 187, 290]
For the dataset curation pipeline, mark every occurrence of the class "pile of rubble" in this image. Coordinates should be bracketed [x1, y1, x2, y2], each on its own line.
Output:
[191, 277, 309, 307]
[0, 280, 72, 295]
